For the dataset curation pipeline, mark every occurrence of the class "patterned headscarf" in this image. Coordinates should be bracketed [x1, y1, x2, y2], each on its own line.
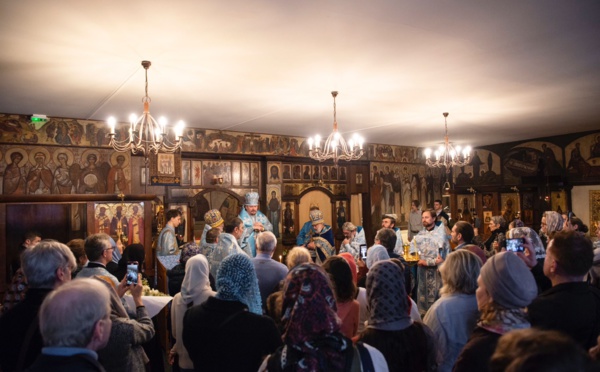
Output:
[508, 227, 546, 260]
[544, 211, 564, 236]
[366, 260, 412, 331]
[338, 253, 357, 285]
[276, 264, 347, 371]
[215, 253, 262, 315]
[180, 254, 215, 305]
[366, 244, 389, 269]
[179, 242, 202, 265]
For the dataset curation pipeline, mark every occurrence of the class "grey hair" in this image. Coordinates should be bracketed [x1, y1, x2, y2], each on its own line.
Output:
[84, 233, 111, 261]
[439, 249, 482, 295]
[342, 222, 357, 232]
[286, 247, 311, 270]
[39, 278, 110, 347]
[21, 240, 76, 288]
[256, 231, 277, 253]
[491, 216, 507, 230]
[375, 228, 397, 252]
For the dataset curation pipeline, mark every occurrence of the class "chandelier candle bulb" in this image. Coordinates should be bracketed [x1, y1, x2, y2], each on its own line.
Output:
[108, 117, 116, 134]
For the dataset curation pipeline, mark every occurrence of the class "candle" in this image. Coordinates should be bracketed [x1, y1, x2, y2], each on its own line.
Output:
[279, 255, 282, 263]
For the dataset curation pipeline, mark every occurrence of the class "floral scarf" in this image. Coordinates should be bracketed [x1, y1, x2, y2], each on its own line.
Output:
[269, 264, 349, 371]
[477, 306, 530, 335]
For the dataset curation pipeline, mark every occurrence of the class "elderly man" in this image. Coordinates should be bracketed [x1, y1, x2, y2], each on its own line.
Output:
[0, 240, 76, 372]
[381, 213, 405, 255]
[298, 209, 335, 264]
[158, 209, 183, 256]
[77, 233, 120, 287]
[338, 222, 367, 261]
[199, 209, 224, 246]
[208, 217, 247, 278]
[27, 279, 112, 372]
[239, 192, 273, 257]
[252, 231, 288, 308]
[296, 204, 324, 246]
[528, 230, 600, 349]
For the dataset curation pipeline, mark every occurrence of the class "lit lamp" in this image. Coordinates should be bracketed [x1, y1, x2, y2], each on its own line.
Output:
[424, 112, 471, 173]
[107, 61, 184, 156]
[307, 91, 364, 164]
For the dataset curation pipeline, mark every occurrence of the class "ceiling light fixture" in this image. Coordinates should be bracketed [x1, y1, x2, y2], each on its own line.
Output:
[107, 60, 184, 156]
[424, 112, 471, 173]
[307, 91, 364, 164]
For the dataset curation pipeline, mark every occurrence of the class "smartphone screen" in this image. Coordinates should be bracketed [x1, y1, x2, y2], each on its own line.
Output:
[506, 238, 524, 253]
[360, 244, 367, 260]
[126, 262, 138, 285]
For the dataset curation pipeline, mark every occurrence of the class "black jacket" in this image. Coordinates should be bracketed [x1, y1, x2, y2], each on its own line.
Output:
[528, 282, 600, 349]
[182, 296, 281, 372]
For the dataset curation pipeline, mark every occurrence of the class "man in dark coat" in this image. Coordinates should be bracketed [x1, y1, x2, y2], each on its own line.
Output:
[528, 230, 600, 349]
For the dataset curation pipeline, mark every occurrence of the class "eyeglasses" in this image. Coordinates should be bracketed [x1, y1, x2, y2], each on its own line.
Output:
[104, 247, 115, 251]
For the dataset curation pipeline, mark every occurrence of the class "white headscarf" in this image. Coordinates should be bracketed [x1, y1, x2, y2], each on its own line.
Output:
[366, 244, 390, 269]
[172, 254, 216, 369]
[180, 254, 215, 305]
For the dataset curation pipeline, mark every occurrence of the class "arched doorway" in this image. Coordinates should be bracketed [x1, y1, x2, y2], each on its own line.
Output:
[191, 189, 244, 239]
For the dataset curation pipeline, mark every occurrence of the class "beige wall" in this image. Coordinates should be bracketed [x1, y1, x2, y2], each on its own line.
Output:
[571, 185, 600, 233]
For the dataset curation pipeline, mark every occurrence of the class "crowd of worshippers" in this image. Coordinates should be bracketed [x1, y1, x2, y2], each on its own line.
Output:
[1, 196, 600, 372]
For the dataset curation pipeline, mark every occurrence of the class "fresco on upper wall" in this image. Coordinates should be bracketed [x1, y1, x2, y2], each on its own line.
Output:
[370, 162, 444, 233]
[565, 133, 600, 181]
[0, 145, 130, 195]
[369, 144, 421, 163]
[452, 149, 502, 186]
[502, 141, 564, 184]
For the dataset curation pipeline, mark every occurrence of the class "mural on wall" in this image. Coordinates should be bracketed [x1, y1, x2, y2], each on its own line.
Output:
[370, 144, 420, 163]
[94, 202, 144, 246]
[0, 145, 130, 195]
[453, 149, 502, 186]
[370, 162, 444, 233]
[1, 115, 429, 163]
[565, 133, 600, 180]
[502, 141, 564, 184]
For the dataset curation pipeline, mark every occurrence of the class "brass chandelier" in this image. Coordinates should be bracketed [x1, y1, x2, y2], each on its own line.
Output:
[307, 91, 364, 164]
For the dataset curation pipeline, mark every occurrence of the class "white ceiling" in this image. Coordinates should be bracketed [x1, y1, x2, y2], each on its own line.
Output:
[1, 0, 599, 149]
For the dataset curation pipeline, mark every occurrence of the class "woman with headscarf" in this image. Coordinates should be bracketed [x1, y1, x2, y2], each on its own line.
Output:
[453, 252, 538, 372]
[167, 242, 202, 296]
[267, 247, 312, 330]
[358, 260, 438, 371]
[339, 252, 370, 334]
[322, 256, 359, 338]
[540, 211, 564, 249]
[182, 253, 280, 372]
[170, 255, 215, 371]
[94, 275, 155, 372]
[507, 227, 551, 294]
[357, 244, 390, 288]
[423, 250, 482, 372]
[260, 264, 388, 371]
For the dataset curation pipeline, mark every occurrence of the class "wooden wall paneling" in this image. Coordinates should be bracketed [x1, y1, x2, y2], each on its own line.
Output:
[0, 204, 6, 295]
